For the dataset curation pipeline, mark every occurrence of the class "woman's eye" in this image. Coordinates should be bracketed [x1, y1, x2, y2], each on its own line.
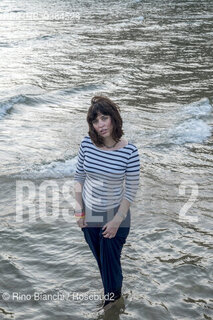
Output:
[92, 116, 108, 124]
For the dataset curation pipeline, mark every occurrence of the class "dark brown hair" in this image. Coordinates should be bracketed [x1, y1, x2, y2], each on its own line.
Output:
[87, 96, 124, 147]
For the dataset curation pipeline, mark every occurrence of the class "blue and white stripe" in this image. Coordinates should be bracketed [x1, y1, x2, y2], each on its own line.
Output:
[74, 136, 140, 211]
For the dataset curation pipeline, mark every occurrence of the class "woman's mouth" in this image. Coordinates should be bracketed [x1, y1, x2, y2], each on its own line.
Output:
[100, 129, 108, 134]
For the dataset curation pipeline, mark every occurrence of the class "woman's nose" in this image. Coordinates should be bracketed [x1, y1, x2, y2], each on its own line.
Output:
[98, 120, 104, 128]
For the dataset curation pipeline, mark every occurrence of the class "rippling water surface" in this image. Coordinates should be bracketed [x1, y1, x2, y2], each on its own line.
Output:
[0, 0, 213, 319]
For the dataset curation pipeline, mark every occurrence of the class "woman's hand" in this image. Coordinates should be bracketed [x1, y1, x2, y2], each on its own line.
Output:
[76, 217, 87, 228]
[102, 218, 121, 239]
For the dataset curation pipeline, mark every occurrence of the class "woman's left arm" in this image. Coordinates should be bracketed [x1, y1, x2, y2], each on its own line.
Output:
[102, 198, 130, 238]
[113, 198, 131, 224]
[102, 147, 140, 238]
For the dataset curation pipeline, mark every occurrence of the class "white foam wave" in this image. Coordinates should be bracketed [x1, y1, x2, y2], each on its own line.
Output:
[131, 16, 144, 23]
[183, 97, 212, 118]
[16, 157, 78, 180]
[168, 98, 212, 145]
[168, 119, 212, 144]
[0, 95, 26, 119]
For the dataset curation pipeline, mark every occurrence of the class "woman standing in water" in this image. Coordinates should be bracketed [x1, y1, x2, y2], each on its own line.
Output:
[74, 96, 140, 310]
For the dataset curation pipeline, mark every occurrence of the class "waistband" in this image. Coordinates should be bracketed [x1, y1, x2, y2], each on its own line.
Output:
[82, 200, 131, 228]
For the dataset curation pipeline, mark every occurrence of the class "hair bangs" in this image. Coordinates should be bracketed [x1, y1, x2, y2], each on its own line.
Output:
[88, 103, 110, 123]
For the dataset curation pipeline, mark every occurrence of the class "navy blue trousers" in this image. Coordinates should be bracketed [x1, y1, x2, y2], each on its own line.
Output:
[81, 202, 130, 300]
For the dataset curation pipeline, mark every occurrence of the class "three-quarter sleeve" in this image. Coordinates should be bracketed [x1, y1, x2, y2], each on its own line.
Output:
[123, 146, 140, 203]
[74, 141, 86, 184]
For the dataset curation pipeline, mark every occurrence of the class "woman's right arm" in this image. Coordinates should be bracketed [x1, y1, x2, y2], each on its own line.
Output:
[74, 181, 84, 211]
[74, 181, 87, 228]
[74, 140, 87, 228]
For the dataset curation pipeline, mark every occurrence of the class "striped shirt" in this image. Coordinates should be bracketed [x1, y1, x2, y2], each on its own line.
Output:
[74, 136, 140, 212]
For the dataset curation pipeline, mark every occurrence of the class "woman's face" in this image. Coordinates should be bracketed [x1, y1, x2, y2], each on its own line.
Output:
[92, 113, 113, 138]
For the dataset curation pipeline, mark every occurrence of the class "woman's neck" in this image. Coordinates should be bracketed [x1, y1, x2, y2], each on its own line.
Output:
[103, 137, 117, 147]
